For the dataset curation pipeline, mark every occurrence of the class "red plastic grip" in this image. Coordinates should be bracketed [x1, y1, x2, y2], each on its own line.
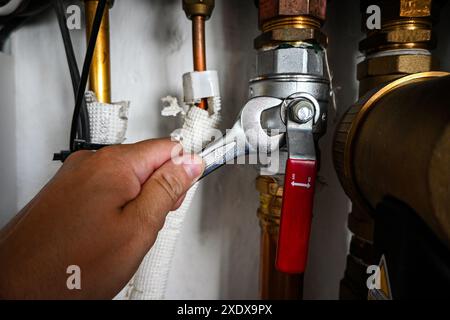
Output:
[276, 159, 317, 274]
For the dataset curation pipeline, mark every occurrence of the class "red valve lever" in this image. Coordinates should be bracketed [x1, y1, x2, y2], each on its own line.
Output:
[276, 158, 317, 274]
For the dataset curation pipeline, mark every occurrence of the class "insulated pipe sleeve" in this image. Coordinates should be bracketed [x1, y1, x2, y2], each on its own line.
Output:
[128, 71, 221, 300]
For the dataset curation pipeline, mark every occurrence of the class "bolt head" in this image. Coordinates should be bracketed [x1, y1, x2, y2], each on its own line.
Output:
[293, 100, 315, 123]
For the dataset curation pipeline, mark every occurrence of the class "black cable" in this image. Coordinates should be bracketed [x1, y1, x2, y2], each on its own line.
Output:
[52, 0, 90, 142]
[69, 0, 107, 151]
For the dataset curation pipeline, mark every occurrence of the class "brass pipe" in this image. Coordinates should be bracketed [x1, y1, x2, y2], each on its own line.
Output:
[256, 176, 303, 300]
[85, 0, 111, 103]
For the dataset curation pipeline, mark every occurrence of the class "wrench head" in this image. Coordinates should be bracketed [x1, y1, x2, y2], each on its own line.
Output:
[239, 96, 284, 154]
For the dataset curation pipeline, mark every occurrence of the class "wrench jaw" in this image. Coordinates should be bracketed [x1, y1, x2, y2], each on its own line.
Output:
[198, 96, 284, 180]
[240, 97, 285, 165]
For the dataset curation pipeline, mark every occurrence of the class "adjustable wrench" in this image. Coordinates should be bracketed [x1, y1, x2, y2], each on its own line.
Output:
[199, 96, 284, 178]
[199, 93, 321, 274]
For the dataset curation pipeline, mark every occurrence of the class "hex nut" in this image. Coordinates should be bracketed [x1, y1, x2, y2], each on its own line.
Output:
[357, 54, 433, 80]
[257, 47, 324, 77]
[259, 0, 327, 27]
[359, 0, 446, 32]
[359, 28, 435, 53]
[254, 27, 327, 49]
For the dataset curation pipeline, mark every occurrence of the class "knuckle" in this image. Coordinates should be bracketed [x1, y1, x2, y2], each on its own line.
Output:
[154, 171, 185, 202]
[92, 146, 141, 199]
[64, 150, 93, 165]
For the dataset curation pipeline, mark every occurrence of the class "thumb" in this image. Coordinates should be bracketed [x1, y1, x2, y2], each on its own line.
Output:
[124, 153, 204, 240]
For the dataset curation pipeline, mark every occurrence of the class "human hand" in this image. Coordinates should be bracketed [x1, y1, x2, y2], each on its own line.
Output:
[0, 139, 204, 299]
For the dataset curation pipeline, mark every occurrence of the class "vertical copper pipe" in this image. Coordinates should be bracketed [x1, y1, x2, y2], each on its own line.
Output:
[192, 15, 207, 109]
[85, 0, 111, 103]
[192, 15, 206, 72]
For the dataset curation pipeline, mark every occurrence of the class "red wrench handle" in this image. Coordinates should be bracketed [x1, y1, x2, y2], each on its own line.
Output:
[276, 159, 317, 274]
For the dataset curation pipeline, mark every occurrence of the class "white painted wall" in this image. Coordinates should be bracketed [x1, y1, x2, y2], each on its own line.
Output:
[0, 52, 17, 228]
[4, 0, 448, 300]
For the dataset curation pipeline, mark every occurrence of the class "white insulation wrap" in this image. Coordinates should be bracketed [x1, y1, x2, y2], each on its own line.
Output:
[85, 91, 130, 145]
[128, 71, 221, 300]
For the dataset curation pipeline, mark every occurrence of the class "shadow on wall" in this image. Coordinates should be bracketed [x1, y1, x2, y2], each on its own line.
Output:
[0, 53, 17, 228]
[436, 3, 450, 71]
[199, 0, 261, 299]
[303, 0, 362, 300]
[142, 0, 186, 136]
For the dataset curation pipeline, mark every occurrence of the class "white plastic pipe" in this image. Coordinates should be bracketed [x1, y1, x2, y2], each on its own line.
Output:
[0, 0, 24, 16]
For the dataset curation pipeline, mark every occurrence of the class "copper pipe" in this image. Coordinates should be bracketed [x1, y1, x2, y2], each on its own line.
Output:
[256, 176, 303, 300]
[85, 0, 111, 103]
[192, 15, 206, 71]
[192, 15, 207, 110]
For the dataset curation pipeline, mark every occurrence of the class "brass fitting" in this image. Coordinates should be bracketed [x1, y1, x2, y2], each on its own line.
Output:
[183, 0, 215, 20]
[256, 176, 303, 300]
[359, 0, 446, 54]
[339, 0, 448, 300]
[258, 0, 327, 28]
[360, 0, 438, 30]
[357, 54, 434, 80]
[255, 0, 327, 49]
[359, 22, 435, 53]
[358, 74, 406, 97]
[254, 24, 327, 49]
[333, 72, 450, 248]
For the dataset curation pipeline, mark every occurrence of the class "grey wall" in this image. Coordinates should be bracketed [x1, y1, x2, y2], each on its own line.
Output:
[2, 0, 448, 299]
[0, 52, 17, 228]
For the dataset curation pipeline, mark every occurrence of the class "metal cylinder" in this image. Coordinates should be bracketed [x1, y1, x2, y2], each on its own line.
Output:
[85, 0, 111, 103]
[192, 15, 206, 72]
[333, 72, 450, 248]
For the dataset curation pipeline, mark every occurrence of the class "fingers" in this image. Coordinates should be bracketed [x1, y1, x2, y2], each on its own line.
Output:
[104, 138, 183, 184]
[123, 154, 204, 244]
[172, 193, 187, 211]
